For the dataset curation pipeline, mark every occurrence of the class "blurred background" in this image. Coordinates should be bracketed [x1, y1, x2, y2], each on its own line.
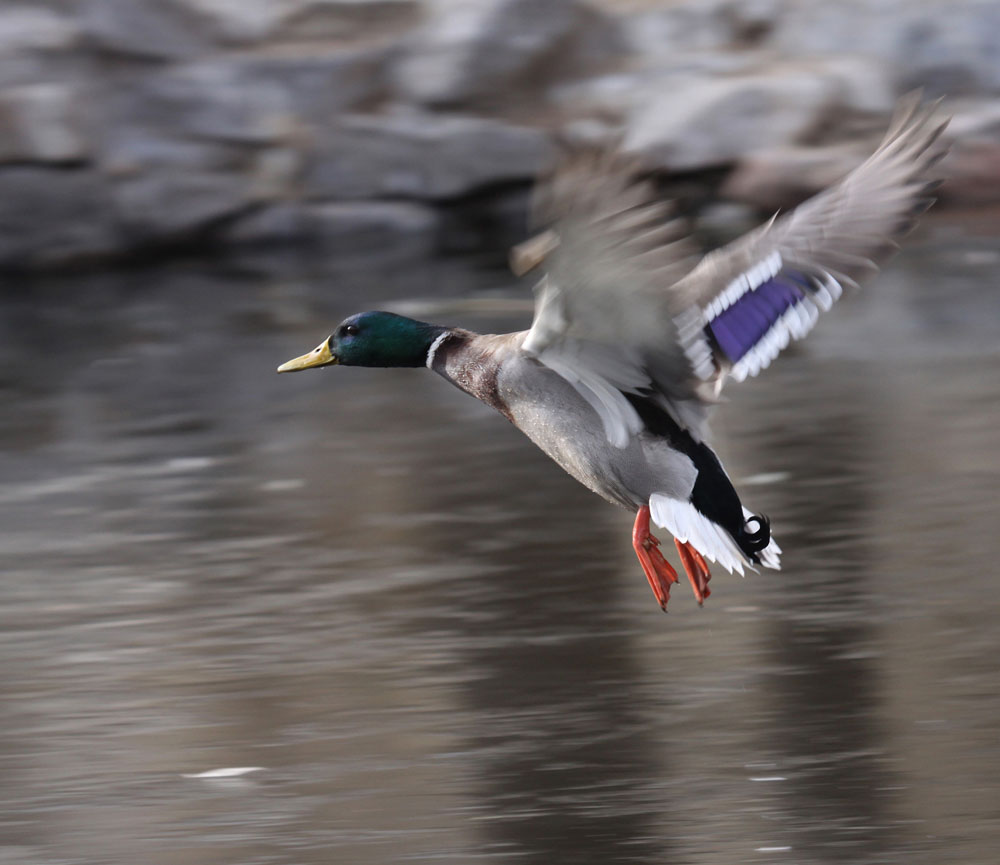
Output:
[1, 1, 999, 863]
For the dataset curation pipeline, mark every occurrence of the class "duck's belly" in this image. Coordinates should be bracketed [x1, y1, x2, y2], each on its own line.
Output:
[496, 359, 697, 510]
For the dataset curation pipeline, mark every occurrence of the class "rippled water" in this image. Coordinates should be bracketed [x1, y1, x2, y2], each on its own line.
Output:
[0, 222, 998, 864]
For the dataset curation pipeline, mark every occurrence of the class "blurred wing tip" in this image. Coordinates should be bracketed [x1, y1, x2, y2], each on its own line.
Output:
[510, 230, 560, 276]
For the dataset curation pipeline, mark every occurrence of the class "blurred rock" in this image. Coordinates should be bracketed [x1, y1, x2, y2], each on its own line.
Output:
[0, 84, 89, 163]
[306, 111, 552, 200]
[948, 98, 1000, 141]
[250, 146, 303, 199]
[393, 0, 624, 108]
[620, 0, 789, 66]
[625, 72, 840, 171]
[944, 139, 1000, 206]
[101, 132, 241, 177]
[177, 0, 289, 45]
[108, 63, 296, 146]
[622, 0, 742, 57]
[0, 7, 78, 54]
[941, 100, 1000, 206]
[180, 0, 419, 46]
[80, 0, 208, 61]
[222, 202, 308, 245]
[559, 116, 623, 148]
[721, 142, 869, 210]
[224, 200, 440, 259]
[279, 0, 421, 43]
[548, 50, 762, 122]
[438, 185, 531, 255]
[0, 6, 83, 88]
[219, 44, 389, 125]
[723, 0, 783, 44]
[621, 0, 999, 100]
[811, 55, 895, 114]
[305, 201, 439, 258]
[112, 170, 261, 241]
[0, 0, 997, 271]
[549, 72, 643, 121]
[0, 168, 118, 267]
[696, 201, 759, 239]
[769, 0, 1000, 96]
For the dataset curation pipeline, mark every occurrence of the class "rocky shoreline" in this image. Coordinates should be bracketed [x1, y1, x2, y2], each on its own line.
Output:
[1, 0, 998, 270]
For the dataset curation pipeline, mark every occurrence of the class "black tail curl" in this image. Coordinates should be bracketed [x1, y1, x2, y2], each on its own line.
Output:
[737, 513, 771, 561]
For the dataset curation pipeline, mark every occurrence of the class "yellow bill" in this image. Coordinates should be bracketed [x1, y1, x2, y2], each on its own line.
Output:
[276, 339, 337, 373]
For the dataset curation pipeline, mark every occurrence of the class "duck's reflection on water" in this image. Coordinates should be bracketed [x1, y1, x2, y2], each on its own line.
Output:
[0, 238, 997, 864]
[399, 435, 670, 864]
[746, 372, 897, 863]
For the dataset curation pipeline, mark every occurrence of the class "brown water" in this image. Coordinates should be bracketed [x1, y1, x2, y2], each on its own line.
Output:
[0, 227, 998, 865]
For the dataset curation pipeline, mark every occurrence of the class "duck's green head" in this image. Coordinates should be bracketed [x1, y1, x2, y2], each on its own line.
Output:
[277, 311, 447, 372]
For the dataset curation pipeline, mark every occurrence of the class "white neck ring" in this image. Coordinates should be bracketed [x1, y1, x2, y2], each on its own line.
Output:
[425, 331, 450, 369]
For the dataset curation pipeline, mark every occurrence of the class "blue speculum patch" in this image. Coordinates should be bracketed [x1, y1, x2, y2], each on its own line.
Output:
[708, 275, 806, 362]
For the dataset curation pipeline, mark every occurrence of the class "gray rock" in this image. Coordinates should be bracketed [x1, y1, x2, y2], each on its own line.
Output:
[178, 0, 419, 46]
[549, 72, 644, 121]
[808, 55, 895, 114]
[393, 0, 623, 108]
[304, 201, 439, 258]
[100, 131, 241, 177]
[249, 146, 303, 199]
[112, 170, 261, 241]
[624, 73, 840, 171]
[437, 184, 531, 255]
[0, 84, 89, 163]
[549, 55, 761, 119]
[218, 44, 389, 125]
[723, 0, 784, 45]
[769, 0, 1000, 96]
[230, 195, 520, 265]
[0, 6, 85, 89]
[0, 6, 78, 54]
[948, 98, 1000, 141]
[621, 0, 780, 55]
[0, 168, 119, 267]
[177, 0, 291, 44]
[943, 140, 1000, 206]
[222, 202, 309, 245]
[696, 201, 759, 238]
[279, 0, 420, 43]
[79, 0, 209, 61]
[107, 63, 297, 146]
[306, 111, 552, 200]
[621, 1, 735, 57]
[225, 199, 440, 259]
[721, 142, 871, 210]
[941, 99, 1000, 206]
[559, 116, 623, 148]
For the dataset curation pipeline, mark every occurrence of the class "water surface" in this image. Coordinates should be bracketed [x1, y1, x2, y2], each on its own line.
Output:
[0, 224, 998, 864]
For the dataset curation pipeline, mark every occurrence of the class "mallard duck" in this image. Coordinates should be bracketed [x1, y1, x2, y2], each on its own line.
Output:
[278, 96, 947, 613]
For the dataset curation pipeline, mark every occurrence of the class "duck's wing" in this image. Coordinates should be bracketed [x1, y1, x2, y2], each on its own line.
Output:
[518, 95, 948, 448]
[519, 150, 708, 447]
[673, 93, 949, 385]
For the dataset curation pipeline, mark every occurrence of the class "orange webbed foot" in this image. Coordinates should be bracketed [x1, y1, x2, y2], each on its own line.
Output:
[632, 506, 679, 612]
[675, 539, 712, 605]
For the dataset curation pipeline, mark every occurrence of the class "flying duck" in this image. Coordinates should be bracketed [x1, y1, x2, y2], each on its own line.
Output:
[278, 95, 947, 612]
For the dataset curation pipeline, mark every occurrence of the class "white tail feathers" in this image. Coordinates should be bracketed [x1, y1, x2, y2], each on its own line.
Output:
[648, 495, 782, 574]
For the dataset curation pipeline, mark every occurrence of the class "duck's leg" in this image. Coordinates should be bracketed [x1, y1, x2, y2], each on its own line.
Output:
[632, 505, 679, 612]
[675, 539, 712, 605]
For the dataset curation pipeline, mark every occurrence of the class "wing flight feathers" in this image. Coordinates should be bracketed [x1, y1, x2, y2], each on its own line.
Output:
[515, 95, 949, 444]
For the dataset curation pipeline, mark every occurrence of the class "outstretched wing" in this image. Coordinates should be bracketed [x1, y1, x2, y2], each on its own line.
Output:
[520, 150, 707, 446]
[519, 95, 948, 447]
[673, 94, 949, 384]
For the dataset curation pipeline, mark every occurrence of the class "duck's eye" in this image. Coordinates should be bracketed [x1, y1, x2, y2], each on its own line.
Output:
[344, 324, 360, 336]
